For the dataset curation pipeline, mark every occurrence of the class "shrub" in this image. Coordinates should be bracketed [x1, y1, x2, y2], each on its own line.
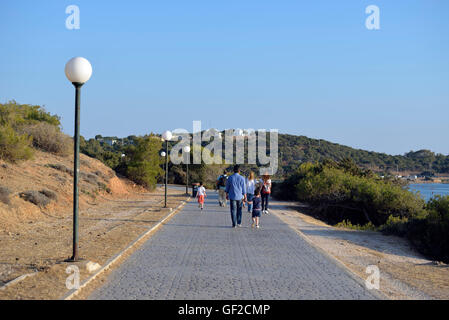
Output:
[45, 163, 73, 175]
[19, 122, 72, 156]
[97, 182, 111, 193]
[380, 215, 409, 236]
[335, 220, 377, 231]
[0, 186, 11, 205]
[124, 135, 163, 189]
[272, 175, 300, 201]
[93, 170, 109, 181]
[0, 125, 34, 162]
[81, 172, 99, 185]
[277, 159, 449, 263]
[0, 101, 60, 127]
[19, 190, 51, 207]
[405, 196, 449, 263]
[275, 159, 426, 226]
[39, 189, 57, 200]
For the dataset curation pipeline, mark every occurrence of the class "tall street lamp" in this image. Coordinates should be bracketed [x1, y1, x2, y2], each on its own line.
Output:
[160, 151, 166, 186]
[183, 145, 191, 195]
[65, 57, 92, 261]
[162, 131, 172, 208]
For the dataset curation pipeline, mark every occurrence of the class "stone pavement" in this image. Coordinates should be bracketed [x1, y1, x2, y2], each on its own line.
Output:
[89, 192, 379, 300]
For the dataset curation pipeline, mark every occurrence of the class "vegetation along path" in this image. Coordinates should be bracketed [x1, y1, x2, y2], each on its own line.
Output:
[88, 191, 380, 299]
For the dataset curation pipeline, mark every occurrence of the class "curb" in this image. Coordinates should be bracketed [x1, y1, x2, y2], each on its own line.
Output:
[271, 207, 388, 300]
[0, 272, 38, 291]
[62, 197, 190, 300]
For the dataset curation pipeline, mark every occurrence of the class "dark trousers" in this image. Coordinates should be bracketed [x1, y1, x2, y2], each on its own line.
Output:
[261, 193, 270, 211]
[230, 200, 243, 226]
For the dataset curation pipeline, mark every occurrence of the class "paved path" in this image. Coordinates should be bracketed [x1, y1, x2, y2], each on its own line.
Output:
[89, 192, 379, 300]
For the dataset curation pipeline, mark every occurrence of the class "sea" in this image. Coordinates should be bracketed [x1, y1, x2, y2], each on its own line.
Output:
[407, 183, 449, 202]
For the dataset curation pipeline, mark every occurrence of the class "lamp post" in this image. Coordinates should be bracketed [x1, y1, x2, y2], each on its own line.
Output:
[65, 57, 92, 261]
[160, 150, 166, 186]
[161, 131, 172, 208]
[183, 145, 191, 195]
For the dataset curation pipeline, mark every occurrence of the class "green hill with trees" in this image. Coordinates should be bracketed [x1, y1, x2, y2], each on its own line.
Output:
[277, 134, 449, 177]
[79, 130, 449, 185]
[80, 132, 449, 178]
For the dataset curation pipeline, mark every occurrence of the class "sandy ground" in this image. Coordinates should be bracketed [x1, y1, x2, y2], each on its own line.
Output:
[270, 201, 449, 300]
[0, 186, 188, 300]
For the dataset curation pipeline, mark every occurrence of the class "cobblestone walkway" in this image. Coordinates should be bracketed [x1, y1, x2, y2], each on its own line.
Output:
[89, 193, 378, 299]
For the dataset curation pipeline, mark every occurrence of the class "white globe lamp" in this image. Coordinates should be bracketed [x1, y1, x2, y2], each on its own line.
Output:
[162, 130, 173, 141]
[65, 57, 92, 84]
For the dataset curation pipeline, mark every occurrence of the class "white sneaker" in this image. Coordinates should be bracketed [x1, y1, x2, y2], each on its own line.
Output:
[256, 225, 260, 229]
[237, 224, 242, 227]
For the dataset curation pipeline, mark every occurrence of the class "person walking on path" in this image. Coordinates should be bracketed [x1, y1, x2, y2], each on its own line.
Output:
[251, 187, 262, 228]
[197, 182, 207, 211]
[225, 165, 247, 228]
[246, 172, 256, 213]
[216, 171, 228, 207]
[260, 174, 272, 214]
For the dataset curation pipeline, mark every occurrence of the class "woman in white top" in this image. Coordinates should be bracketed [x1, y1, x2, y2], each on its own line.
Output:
[246, 172, 256, 213]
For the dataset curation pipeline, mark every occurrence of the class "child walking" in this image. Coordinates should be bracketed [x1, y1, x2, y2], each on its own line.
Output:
[197, 182, 207, 211]
[251, 188, 262, 228]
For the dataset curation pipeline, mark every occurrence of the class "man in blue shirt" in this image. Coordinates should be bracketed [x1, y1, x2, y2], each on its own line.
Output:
[225, 165, 247, 228]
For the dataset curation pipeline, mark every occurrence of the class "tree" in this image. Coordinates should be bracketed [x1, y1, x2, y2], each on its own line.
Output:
[124, 135, 163, 190]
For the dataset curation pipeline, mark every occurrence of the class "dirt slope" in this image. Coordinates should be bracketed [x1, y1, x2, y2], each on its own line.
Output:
[0, 150, 143, 233]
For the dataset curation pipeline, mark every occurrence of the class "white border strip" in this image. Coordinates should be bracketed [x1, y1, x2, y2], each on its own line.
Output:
[0, 272, 38, 291]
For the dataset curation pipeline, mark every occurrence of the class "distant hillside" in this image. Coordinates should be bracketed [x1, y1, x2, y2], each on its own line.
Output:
[277, 134, 449, 176]
[82, 131, 449, 179]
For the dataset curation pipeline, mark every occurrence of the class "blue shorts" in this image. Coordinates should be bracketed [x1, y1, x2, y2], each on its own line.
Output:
[252, 209, 261, 218]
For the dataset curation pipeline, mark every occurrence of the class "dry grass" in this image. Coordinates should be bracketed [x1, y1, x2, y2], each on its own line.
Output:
[45, 163, 73, 175]
[19, 191, 51, 208]
[39, 189, 57, 201]
[19, 122, 72, 156]
[0, 186, 11, 205]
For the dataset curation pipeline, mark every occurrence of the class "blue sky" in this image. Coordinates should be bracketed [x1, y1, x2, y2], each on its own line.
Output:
[1, 0, 448, 155]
